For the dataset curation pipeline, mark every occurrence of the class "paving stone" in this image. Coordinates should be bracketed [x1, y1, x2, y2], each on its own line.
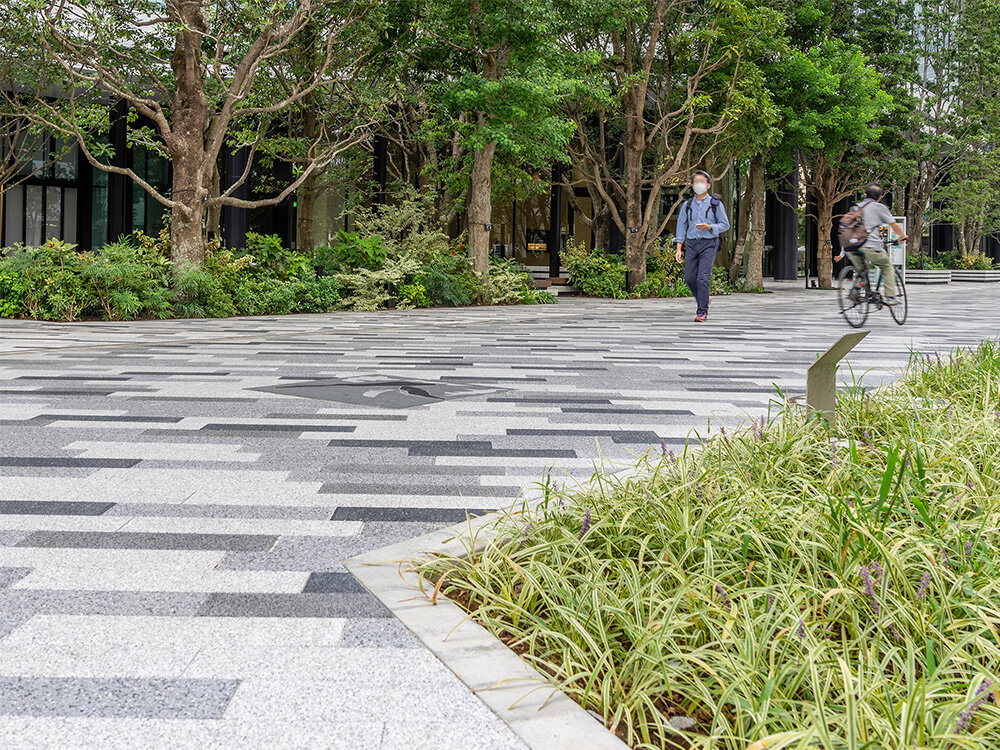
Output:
[0, 676, 238, 719]
[14, 531, 279, 551]
[0, 501, 115, 516]
[196, 593, 392, 618]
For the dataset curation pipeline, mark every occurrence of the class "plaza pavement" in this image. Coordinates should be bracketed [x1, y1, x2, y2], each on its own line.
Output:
[0, 281, 997, 749]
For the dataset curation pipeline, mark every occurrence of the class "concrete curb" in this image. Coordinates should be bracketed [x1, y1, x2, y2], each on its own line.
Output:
[345, 470, 636, 750]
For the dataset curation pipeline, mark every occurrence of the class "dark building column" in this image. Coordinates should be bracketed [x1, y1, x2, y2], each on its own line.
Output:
[930, 221, 955, 256]
[985, 234, 1000, 262]
[373, 135, 387, 205]
[547, 163, 563, 277]
[222, 146, 250, 250]
[107, 100, 131, 241]
[766, 171, 799, 281]
[804, 191, 818, 287]
[831, 195, 853, 277]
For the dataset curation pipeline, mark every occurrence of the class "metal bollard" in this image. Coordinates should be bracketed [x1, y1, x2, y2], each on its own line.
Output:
[805, 331, 870, 424]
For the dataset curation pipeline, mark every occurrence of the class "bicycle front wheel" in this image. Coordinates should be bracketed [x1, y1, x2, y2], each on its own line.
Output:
[837, 265, 869, 328]
[889, 268, 907, 325]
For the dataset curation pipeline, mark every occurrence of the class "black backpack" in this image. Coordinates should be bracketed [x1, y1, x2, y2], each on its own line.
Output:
[684, 194, 724, 235]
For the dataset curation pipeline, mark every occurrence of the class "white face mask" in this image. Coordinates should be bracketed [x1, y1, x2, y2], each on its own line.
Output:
[692, 182, 709, 195]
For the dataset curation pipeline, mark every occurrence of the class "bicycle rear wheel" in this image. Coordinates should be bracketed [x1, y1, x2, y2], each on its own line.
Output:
[837, 265, 869, 328]
[889, 268, 907, 325]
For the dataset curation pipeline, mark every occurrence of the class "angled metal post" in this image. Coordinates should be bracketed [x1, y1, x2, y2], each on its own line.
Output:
[806, 331, 870, 424]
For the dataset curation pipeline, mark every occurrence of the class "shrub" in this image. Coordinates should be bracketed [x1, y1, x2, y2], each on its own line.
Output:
[935, 249, 960, 269]
[172, 262, 237, 318]
[336, 254, 422, 311]
[906, 251, 947, 270]
[200, 246, 254, 294]
[292, 276, 341, 313]
[631, 256, 732, 298]
[232, 278, 296, 316]
[243, 233, 314, 280]
[81, 239, 173, 320]
[315, 230, 389, 273]
[957, 252, 996, 271]
[562, 243, 628, 298]
[351, 186, 452, 262]
[423, 250, 481, 307]
[0, 240, 94, 321]
[0, 269, 27, 318]
[398, 280, 430, 308]
[488, 257, 547, 305]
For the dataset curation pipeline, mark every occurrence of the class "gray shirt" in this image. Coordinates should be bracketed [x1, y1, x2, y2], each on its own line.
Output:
[860, 199, 895, 249]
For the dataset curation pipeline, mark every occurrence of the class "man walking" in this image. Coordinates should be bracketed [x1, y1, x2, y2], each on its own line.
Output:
[675, 171, 730, 322]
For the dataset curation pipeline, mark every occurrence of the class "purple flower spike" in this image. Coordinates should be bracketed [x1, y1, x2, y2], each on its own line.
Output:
[870, 561, 883, 584]
[715, 584, 732, 612]
[956, 679, 994, 733]
[888, 622, 903, 641]
[660, 439, 668, 456]
[860, 564, 880, 615]
[521, 524, 533, 538]
[767, 593, 775, 612]
[796, 619, 806, 640]
[916, 572, 931, 600]
[578, 508, 591, 539]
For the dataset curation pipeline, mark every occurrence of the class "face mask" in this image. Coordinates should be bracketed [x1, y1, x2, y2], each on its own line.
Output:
[692, 182, 709, 195]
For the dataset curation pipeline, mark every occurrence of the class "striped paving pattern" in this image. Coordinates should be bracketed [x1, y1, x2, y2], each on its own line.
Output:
[0, 282, 997, 748]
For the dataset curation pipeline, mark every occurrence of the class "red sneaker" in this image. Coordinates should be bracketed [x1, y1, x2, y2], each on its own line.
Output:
[694, 314, 707, 322]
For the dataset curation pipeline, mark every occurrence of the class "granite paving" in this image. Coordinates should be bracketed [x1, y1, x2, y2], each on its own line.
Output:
[0, 282, 997, 748]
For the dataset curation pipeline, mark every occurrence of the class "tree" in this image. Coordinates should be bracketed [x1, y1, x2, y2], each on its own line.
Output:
[2, 0, 376, 264]
[771, 40, 889, 287]
[936, 0, 1000, 257]
[562, 0, 778, 284]
[407, 0, 577, 288]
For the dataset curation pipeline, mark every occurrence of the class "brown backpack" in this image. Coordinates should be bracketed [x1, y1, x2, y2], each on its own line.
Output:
[838, 199, 873, 250]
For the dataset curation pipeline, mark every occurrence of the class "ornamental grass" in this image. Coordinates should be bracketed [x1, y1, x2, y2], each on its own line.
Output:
[421, 341, 1000, 749]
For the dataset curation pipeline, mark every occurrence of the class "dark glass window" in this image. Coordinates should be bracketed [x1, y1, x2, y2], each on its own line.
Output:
[1, 132, 81, 248]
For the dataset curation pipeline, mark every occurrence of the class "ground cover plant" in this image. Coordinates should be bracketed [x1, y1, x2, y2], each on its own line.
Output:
[422, 341, 1000, 749]
[564, 243, 734, 300]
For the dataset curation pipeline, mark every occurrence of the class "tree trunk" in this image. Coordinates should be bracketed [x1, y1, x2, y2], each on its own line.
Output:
[171, 196, 205, 265]
[745, 156, 767, 289]
[169, 0, 210, 264]
[467, 135, 496, 292]
[729, 156, 757, 282]
[623, 110, 646, 286]
[816, 194, 834, 288]
[298, 170, 318, 255]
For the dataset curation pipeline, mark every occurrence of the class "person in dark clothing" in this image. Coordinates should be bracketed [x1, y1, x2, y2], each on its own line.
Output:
[674, 170, 731, 322]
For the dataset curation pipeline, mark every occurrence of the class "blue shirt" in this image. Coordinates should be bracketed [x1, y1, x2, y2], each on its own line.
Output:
[675, 194, 730, 241]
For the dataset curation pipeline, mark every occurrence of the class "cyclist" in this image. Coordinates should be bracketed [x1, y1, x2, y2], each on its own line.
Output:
[835, 183, 907, 305]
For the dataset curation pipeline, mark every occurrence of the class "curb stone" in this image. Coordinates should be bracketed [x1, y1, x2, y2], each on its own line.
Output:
[345, 466, 638, 750]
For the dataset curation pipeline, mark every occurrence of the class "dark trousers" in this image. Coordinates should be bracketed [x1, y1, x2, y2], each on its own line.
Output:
[683, 237, 719, 316]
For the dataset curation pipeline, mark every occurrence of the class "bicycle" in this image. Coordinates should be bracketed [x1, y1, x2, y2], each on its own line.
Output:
[836, 238, 908, 328]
